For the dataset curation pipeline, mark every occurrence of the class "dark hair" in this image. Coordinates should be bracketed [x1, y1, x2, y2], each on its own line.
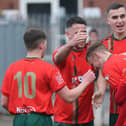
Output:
[66, 16, 87, 29]
[107, 3, 125, 13]
[24, 28, 46, 50]
[86, 42, 108, 61]
[89, 28, 98, 35]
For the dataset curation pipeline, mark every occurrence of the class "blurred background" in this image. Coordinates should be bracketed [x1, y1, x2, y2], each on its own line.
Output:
[0, 0, 126, 126]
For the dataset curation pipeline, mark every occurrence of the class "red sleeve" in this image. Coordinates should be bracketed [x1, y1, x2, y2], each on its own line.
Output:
[115, 85, 126, 105]
[52, 46, 64, 64]
[115, 102, 126, 126]
[115, 68, 126, 105]
[49, 67, 66, 92]
[1, 67, 11, 97]
[115, 72, 126, 126]
[52, 46, 66, 67]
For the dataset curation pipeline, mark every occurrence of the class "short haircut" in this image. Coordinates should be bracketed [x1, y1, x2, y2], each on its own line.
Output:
[66, 16, 87, 29]
[89, 28, 98, 35]
[86, 42, 108, 61]
[107, 3, 125, 14]
[24, 28, 46, 50]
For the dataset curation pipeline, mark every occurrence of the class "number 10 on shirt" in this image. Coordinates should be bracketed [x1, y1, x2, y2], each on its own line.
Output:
[14, 72, 36, 99]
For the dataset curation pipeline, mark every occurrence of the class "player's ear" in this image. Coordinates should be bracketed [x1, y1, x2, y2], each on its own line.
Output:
[38, 42, 43, 49]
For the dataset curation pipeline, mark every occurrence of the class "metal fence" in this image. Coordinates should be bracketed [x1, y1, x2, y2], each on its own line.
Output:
[0, 19, 26, 112]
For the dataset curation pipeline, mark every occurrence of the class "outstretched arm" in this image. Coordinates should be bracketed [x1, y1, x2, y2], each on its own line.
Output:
[57, 70, 95, 103]
[54, 30, 87, 63]
[54, 43, 73, 64]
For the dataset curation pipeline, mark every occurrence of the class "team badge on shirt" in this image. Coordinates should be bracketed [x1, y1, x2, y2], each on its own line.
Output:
[55, 71, 64, 85]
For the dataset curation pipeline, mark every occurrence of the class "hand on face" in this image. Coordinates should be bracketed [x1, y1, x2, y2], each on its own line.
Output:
[67, 24, 88, 49]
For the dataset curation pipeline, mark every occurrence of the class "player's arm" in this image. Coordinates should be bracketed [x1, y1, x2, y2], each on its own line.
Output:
[54, 44, 73, 64]
[1, 95, 9, 110]
[57, 70, 95, 103]
[96, 70, 107, 95]
[92, 70, 107, 108]
[1, 67, 10, 111]
[54, 30, 87, 63]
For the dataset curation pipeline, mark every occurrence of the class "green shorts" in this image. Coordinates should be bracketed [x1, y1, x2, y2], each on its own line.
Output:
[54, 120, 94, 126]
[109, 113, 119, 126]
[13, 112, 53, 126]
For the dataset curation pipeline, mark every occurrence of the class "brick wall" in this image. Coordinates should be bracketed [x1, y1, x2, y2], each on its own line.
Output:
[0, 0, 18, 10]
[83, 0, 126, 16]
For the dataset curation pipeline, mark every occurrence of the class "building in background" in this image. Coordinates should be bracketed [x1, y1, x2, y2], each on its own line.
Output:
[0, 0, 18, 9]
[83, 0, 126, 16]
[19, 0, 83, 22]
[0, 0, 126, 20]
[0, 0, 20, 20]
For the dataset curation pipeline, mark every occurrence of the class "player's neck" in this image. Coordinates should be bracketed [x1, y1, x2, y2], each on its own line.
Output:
[113, 31, 126, 40]
[26, 50, 42, 58]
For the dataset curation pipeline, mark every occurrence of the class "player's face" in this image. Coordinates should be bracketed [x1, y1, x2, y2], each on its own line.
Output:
[88, 55, 103, 69]
[107, 7, 126, 34]
[68, 24, 87, 49]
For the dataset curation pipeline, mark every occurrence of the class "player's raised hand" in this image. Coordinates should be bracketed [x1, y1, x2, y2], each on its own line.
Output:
[68, 25, 88, 48]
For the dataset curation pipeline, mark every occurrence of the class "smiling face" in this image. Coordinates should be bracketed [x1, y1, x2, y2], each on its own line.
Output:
[107, 7, 126, 34]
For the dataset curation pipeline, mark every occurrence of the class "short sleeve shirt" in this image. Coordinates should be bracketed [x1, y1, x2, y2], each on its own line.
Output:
[1, 58, 66, 114]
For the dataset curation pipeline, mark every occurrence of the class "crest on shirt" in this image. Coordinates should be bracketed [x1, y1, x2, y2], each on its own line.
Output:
[55, 71, 64, 85]
[105, 75, 109, 80]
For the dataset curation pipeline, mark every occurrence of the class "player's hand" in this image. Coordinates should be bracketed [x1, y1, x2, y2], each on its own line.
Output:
[68, 28, 88, 47]
[82, 70, 95, 86]
[92, 91, 104, 109]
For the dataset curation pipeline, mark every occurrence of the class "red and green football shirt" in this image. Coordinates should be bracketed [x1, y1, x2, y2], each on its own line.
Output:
[115, 84, 126, 126]
[1, 58, 66, 115]
[102, 54, 126, 114]
[102, 35, 126, 114]
[53, 46, 94, 124]
[102, 54, 126, 125]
